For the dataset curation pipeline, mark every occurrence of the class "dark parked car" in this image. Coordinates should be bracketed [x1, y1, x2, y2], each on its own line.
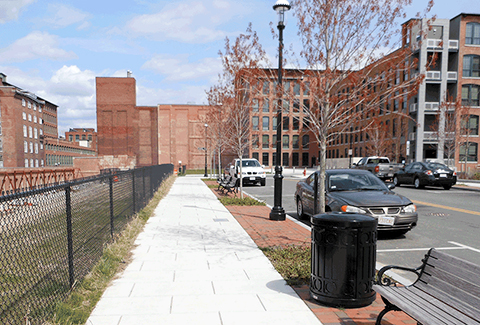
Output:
[393, 162, 457, 190]
[294, 169, 418, 235]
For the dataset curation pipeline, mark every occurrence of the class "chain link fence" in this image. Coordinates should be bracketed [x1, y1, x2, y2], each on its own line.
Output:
[0, 164, 173, 324]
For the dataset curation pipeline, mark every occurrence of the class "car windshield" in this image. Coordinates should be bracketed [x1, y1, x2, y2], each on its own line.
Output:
[241, 160, 261, 167]
[328, 172, 388, 191]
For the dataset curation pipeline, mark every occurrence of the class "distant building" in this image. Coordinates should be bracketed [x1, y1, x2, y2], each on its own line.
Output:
[65, 128, 97, 150]
[0, 73, 57, 168]
[95, 75, 211, 169]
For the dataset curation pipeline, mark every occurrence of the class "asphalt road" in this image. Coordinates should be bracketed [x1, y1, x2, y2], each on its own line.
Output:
[242, 176, 480, 282]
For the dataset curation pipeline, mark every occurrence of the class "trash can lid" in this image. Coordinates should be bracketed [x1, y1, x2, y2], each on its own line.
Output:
[311, 212, 377, 228]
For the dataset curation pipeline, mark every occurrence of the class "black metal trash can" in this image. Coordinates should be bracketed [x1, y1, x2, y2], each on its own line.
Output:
[310, 212, 377, 308]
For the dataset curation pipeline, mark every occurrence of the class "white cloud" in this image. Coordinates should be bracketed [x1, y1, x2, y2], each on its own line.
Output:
[142, 54, 221, 82]
[125, 0, 246, 43]
[42, 3, 91, 29]
[137, 83, 208, 106]
[0, 31, 77, 63]
[0, 0, 35, 24]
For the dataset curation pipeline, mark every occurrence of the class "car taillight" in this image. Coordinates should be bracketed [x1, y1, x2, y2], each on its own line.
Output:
[425, 170, 433, 175]
[453, 171, 457, 176]
[374, 166, 379, 173]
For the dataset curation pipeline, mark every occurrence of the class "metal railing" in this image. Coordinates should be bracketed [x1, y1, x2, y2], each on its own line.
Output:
[0, 164, 173, 324]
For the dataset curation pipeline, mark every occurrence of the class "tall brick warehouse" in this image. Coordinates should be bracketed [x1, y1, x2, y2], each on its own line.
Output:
[96, 75, 211, 169]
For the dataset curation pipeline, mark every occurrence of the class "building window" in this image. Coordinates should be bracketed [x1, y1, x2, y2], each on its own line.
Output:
[460, 142, 478, 162]
[30, 159, 34, 167]
[28, 101, 31, 109]
[293, 117, 299, 130]
[75, 134, 79, 141]
[462, 115, 479, 135]
[29, 142, 33, 153]
[23, 125, 27, 137]
[292, 135, 299, 149]
[252, 135, 259, 148]
[39, 129, 43, 135]
[28, 114, 32, 122]
[35, 143, 38, 154]
[69, 135, 73, 141]
[282, 152, 289, 166]
[283, 99, 289, 113]
[462, 84, 479, 106]
[33, 116, 37, 123]
[283, 117, 289, 130]
[25, 159, 28, 167]
[35, 159, 39, 167]
[263, 98, 269, 112]
[463, 55, 480, 77]
[272, 116, 277, 131]
[34, 128, 37, 139]
[252, 152, 259, 161]
[292, 152, 299, 166]
[29, 126, 33, 138]
[302, 152, 309, 166]
[24, 141, 28, 153]
[88, 135, 92, 141]
[252, 116, 259, 131]
[466, 22, 480, 45]
[252, 98, 259, 112]
[262, 116, 269, 131]
[283, 135, 289, 149]
[293, 82, 300, 96]
[23, 112, 27, 120]
[263, 81, 270, 95]
[262, 134, 269, 149]
[303, 82, 310, 96]
[262, 152, 269, 166]
[302, 135, 309, 149]
[33, 103, 36, 111]
[22, 99, 26, 107]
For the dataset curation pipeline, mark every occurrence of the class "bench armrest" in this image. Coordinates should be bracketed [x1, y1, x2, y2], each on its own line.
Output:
[376, 264, 422, 287]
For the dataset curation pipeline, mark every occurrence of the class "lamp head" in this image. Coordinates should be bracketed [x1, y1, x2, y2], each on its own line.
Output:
[273, 0, 291, 25]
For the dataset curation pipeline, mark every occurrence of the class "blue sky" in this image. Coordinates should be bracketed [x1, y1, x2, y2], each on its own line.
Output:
[0, 0, 476, 135]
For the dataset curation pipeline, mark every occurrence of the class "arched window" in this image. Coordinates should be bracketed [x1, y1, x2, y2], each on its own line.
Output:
[462, 84, 480, 106]
[466, 22, 480, 45]
[463, 55, 480, 77]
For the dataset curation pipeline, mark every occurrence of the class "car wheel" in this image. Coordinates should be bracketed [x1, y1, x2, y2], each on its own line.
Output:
[443, 184, 452, 190]
[414, 177, 423, 189]
[297, 197, 305, 219]
[260, 179, 266, 186]
[393, 176, 401, 187]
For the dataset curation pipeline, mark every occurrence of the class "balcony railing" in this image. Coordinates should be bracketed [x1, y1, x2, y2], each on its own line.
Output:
[447, 71, 457, 81]
[426, 71, 441, 80]
[448, 40, 459, 50]
[423, 132, 455, 142]
[425, 102, 440, 111]
[427, 39, 442, 48]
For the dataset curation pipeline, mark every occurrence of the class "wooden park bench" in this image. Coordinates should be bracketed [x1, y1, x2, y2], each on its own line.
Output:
[217, 175, 238, 195]
[373, 248, 480, 325]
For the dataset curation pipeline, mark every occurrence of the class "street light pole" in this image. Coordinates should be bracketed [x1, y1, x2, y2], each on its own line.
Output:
[270, 0, 290, 221]
[204, 123, 208, 177]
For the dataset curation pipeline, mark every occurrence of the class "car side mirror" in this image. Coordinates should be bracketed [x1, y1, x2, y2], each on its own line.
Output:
[387, 183, 395, 190]
[261, 165, 265, 169]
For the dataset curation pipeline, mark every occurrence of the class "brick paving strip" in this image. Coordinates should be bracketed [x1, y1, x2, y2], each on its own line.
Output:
[206, 180, 416, 325]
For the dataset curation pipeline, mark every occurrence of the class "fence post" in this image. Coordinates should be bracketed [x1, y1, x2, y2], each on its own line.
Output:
[132, 170, 136, 214]
[65, 185, 75, 288]
[109, 176, 114, 238]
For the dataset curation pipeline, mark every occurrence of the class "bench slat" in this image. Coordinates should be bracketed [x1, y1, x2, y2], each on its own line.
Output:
[415, 270, 480, 322]
[374, 285, 476, 324]
[429, 249, 480, 278]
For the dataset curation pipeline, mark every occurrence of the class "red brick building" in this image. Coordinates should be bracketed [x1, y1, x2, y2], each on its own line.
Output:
[65, 128, 97, 151]
[95, 76, 210, 169]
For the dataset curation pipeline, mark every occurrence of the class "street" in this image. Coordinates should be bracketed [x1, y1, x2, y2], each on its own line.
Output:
[242, 176, 480, 282]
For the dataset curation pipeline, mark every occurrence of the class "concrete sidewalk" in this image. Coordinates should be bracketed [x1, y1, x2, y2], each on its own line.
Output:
[87, 177, 321, 325]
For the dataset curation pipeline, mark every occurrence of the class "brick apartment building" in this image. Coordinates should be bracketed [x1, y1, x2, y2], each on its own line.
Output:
[95, 75, 211, 170]
[246, 13, 480, 174]
[0, 73, 96, 169]
[65, 128, 97, 151]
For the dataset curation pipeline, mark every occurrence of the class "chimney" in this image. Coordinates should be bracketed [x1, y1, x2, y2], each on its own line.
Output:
[127, 70, 132, 78]
[0, 73, 6, 84]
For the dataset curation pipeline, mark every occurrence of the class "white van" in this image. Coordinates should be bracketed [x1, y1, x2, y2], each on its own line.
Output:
[229, 158, 266, 186]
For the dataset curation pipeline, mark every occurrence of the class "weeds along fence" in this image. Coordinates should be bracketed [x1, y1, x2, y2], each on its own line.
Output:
[0, 164, 173, 325]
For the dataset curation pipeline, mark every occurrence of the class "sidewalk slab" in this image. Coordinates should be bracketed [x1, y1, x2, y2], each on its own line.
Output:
[87, 177, 321, 325]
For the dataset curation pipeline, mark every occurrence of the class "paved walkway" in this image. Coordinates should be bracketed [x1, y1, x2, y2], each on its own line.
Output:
[87, 177, 321, 325]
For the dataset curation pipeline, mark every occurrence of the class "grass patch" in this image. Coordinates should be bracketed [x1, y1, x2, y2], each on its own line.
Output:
[219, 197, 266, 206]
[48, 175, 176, 325]
[260, 245, 311, 285]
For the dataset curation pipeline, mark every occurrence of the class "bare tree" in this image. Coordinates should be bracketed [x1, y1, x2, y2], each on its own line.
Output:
[364, 118, 393, 157]
[209, 25, 271, 198]
[290, 0, 432, 213]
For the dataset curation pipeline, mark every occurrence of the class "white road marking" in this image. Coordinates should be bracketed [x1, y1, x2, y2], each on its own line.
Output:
[377, 241, 480, 253]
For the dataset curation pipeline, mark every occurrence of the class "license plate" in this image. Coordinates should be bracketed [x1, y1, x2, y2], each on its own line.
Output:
[249, 177, 256, 181]
[388, 173, 393, 177]
[440, 174, 447, 178]
[378, 216, 395, 226]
